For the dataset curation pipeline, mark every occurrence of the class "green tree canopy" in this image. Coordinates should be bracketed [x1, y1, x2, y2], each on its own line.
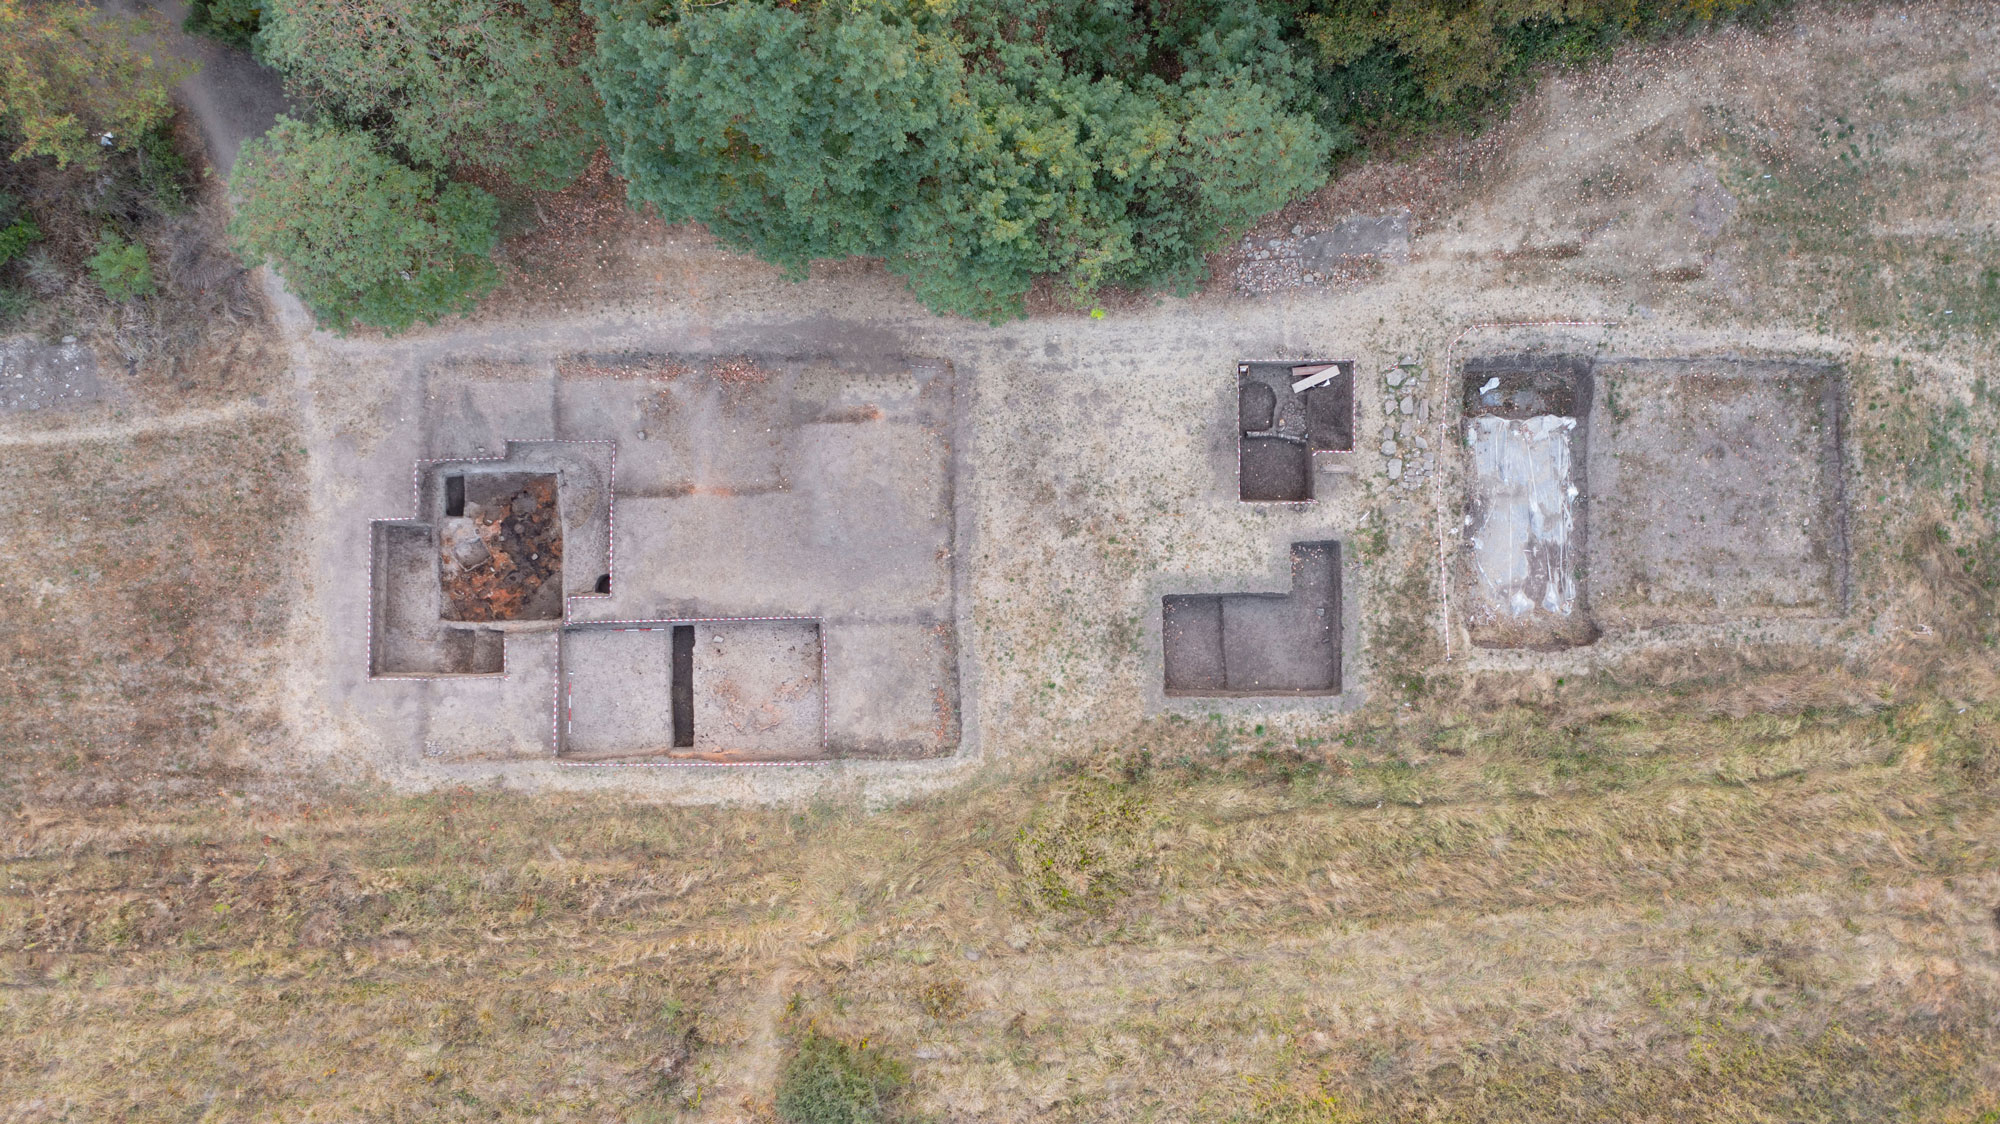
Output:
[587, 0, 1335, 320]
[229, 117, 500, 333]
[256, 0, 601, 190]
[0, 0, 190, 167]
[1285, 0, 1779, 138]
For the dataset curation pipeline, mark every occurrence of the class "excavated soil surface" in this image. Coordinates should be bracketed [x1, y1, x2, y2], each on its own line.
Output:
[440, 474, 564, 621]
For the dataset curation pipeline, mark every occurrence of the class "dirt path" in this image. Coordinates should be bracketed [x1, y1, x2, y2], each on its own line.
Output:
[0, 398, 276, 446]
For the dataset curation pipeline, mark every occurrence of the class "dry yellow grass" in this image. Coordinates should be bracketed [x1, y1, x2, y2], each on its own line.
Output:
[0, 413, 300, 808]
[0, 683, 1995, 1120]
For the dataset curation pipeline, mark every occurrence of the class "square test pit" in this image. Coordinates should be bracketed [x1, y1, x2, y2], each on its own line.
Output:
[1237, 361, 1353, 502]
[1586, 358, 1846, 627]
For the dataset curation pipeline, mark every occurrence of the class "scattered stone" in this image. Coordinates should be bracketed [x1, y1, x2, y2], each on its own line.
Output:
[1387, 457, 1404, 480]
[1400, 396, 1415, 415]
[1299, 211, 1412, 271]
[1416, 399, 1429, 422]
[1380, 439, 1398, 455]
[1386, 369, 1405, 388]
[0, 337, 106, 413]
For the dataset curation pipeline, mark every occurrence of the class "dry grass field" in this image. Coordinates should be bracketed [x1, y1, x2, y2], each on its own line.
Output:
[3, 2, 2000, 1121]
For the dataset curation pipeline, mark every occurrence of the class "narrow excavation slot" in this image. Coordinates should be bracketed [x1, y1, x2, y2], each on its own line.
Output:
[444, 474, 465, 517]
[671, 624, 695, 747]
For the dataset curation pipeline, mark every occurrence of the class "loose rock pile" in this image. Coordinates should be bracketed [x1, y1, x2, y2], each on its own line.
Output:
[1378, 361, 1435, 491]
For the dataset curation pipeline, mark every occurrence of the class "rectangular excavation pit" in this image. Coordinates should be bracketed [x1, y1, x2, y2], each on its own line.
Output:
[1585, 358, 1846, 627]
[559, 619, 825, 761]
[439, 472, 564, 622]
[559, 626, 678, 760]
[370, 522, 506, 677]
[1456, 355, 1599, 650]
[1237, 361, 1353, 502]
[1163, 542, 1341, 696]
[378, 359, 957, 766]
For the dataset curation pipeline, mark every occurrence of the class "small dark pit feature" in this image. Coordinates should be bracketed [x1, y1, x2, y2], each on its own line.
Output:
[444, 475, 465, 517]
[595, 573, 611, 594]
[1240, 437, 1311, 503]
[439, 628, 504, 674]
[1239, 382, 1276, 432]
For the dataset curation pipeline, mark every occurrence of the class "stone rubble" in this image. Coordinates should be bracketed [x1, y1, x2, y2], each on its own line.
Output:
[1380, 362, 1434, 490]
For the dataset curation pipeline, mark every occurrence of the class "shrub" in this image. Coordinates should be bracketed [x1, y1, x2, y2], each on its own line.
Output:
[1289, 0, 1787, 144]
[588, 0, 1333, 320]
[774, 1031, 908, 1124]
[0, 216, 40, 266]
[87, 232, 153, 300]
[134, 124, 191, 214]
[228, 117, 500, 333]
[255, 0, 601, 190]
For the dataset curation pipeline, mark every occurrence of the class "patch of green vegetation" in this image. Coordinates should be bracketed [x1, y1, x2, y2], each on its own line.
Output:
[0, 190, 39, 325]
[1013, 779, 1150, 912]
[86, 232, 153, 301]
[257, 0, 599, 191]
[775, 1031, 910, 1124]
[1293, 0, 1786, 148]
[589, 0, 1332, 320]
[0, 205, 39, 265]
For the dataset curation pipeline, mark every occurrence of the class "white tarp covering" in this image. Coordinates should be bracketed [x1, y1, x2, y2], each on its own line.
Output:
[1466, 414, 1579, 618]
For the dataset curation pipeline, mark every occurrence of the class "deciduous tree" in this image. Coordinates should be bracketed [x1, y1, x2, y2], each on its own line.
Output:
[229, 117, 500, 333]
[256, 0, 601, 190]
[0, 0, 189, 167]
[588, 0, 1332, 320]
